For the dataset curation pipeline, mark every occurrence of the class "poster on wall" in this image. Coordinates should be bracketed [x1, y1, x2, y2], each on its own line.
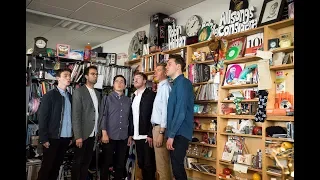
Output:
[258, 0, 287, 26]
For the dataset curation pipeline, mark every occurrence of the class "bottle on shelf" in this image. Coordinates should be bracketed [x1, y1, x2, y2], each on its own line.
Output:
[84, 44, 92, 61]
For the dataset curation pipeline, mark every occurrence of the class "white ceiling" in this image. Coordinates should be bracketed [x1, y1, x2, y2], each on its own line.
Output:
[26, 0, 205, 50]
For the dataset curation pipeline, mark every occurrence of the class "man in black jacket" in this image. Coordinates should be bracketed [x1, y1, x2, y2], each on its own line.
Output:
[129, 72, 156, 180]
[37, 68, 73, 180]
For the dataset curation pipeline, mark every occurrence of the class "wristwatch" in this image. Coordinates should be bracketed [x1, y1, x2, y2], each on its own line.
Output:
[159, 131, 165, 134]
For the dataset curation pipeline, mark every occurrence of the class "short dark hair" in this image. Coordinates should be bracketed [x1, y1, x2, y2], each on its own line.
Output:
[113, 75, 126, 85]
[56, 68, 72, 77]
[169, 54, 186, 71]
[84, 66, 98, 76]
[135, 72, 147, 81]
[156, 62, 167, 71]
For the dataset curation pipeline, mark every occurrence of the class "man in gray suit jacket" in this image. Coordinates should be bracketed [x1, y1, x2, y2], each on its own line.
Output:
[71, 66, 102, 180]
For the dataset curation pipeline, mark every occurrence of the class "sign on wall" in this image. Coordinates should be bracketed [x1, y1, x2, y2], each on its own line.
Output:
[168, 23, 186, 50]
[214, 6, 258, 37]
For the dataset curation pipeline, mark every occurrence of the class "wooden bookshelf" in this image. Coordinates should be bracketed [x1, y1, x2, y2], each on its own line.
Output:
[129, 18, 294, 180]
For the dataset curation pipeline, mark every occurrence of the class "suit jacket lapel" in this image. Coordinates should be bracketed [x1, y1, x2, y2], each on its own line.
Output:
[83, 85, 94, 108]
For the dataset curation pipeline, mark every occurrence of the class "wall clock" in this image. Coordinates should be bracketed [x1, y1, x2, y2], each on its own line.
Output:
[128, 31, 145, 60]
[185, 15, 202, 37]
[33, 37, 48, 56]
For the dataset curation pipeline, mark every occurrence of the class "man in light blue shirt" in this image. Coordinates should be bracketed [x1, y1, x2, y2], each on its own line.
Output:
[37, 68, 73, 180]
[57, 87, 72, 138]
[150, 63, 172, 180]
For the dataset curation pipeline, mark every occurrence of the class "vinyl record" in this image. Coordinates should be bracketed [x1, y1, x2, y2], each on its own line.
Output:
[226, 46, 240, 60]
[280, 100, 292, 109]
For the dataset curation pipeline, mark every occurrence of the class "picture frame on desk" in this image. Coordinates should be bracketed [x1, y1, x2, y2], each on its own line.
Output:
[258, 0, 287, 26]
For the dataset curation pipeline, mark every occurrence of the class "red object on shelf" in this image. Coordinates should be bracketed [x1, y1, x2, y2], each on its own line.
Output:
[223, 167, 232, 175]
[252, 126, 262, 135]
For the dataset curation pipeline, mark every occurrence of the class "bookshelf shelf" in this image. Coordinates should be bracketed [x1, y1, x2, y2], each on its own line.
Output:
[221, 99, 258, 103]
[220, 133, 262, 139]
[195, 100, 218, 103]
[266, 116, 294, 121]
[266, 171, 282, 177]
[192, 60, 216, 65]
[126, 58, 141, 65]
[194, 114, 217, 118]
[221, 84, 258, 89]
[267, 18, 294, 29]
[188, 40, 210, 49]
[219, 115, 255, 119]
[193, 129, 217, 133]
[192, 81, 214, 86]
[219, 160, 262, 172]
[187, 154, 217, 162]
[162, 46, 186, 54]
[190, 142, 217, 148]
[265, 137, 294, 142]
[271, 46, 294, 53]
[185, 168, 217, 177]
[224, 56, 261, 65]
[269, 63, 294, 70]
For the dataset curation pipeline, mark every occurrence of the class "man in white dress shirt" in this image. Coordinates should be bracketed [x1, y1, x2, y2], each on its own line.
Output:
[129, 72, 156, 180]
[150, 63, 172, 180]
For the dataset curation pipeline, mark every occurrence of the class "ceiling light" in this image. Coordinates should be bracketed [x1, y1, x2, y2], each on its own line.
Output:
[60, 21, 72, 28]
[68, 23, 80, 30]
[76, 24, 87, 31]
[26, 9, 129, 33]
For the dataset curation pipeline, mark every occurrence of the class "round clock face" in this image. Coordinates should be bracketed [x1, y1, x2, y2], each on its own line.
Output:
[186, 15, 202, 37]
[36, 39, 46, 48]
[270, 41, 276, 48]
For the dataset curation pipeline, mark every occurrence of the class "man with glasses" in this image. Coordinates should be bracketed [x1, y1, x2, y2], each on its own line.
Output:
[99, 75, 133, 180]
[71, 66, 102, 180]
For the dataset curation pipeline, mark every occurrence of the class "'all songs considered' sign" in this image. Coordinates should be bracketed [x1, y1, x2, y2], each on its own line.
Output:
[214, 6, 258, 37]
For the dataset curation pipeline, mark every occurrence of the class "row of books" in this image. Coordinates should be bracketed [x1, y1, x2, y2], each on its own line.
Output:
[194, 83, 219, 101]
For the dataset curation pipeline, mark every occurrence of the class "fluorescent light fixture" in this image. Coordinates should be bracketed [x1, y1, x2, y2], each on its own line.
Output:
[26, 9, 129, 33]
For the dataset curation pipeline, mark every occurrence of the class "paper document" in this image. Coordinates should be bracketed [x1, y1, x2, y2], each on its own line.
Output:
[257, 59, 272, 90]
[256, 50, 273, 59]
[94, 75, 104, 89]
[234, 163, 248, 173]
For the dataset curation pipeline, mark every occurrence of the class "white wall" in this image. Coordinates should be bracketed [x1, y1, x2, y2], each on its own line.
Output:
[94, 0, 264, 65]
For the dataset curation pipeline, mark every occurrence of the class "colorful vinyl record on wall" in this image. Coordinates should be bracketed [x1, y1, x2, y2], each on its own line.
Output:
[226, 46, 240, 60]
[198, 26, 211, 42]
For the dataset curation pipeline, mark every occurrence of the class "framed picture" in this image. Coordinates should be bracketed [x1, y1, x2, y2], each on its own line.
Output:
[258, 0, 286, 26]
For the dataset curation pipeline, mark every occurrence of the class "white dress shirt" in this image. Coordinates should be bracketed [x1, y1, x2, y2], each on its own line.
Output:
[151, 79, 172, 128]
[132, 88, 148, 140]
[86, 86, 99, 137]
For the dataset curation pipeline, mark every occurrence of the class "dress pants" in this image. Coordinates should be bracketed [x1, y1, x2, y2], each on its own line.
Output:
[135, 139, 156, 180]
[152, 126, 172, 180]
[71, 137, 95, 180]
[100, 139, 128, 180]
[37, 137, 71, 180]
[169, 135, 189, 180]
